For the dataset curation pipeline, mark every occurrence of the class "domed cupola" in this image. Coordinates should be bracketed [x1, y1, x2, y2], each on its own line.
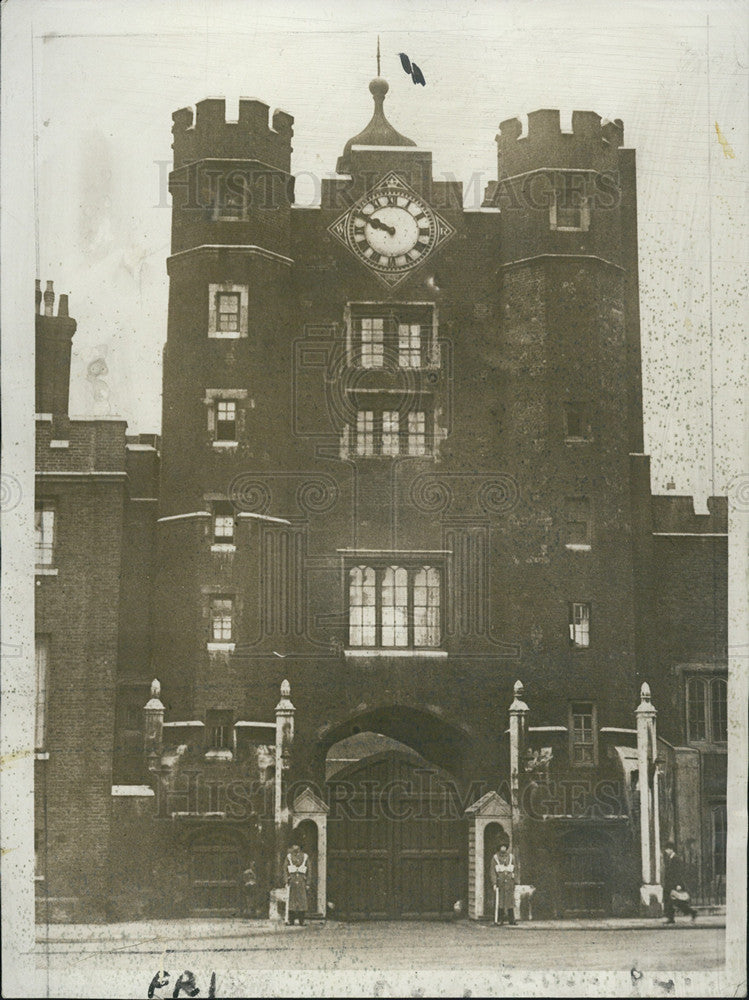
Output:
[336, 77, 416, 174]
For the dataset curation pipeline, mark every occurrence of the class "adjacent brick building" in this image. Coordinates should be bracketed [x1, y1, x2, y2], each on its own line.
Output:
[35, 76, 728, 922]
[34, 280, 127, 922]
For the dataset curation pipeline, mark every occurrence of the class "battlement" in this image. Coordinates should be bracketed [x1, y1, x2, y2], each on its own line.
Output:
[172, 97, 294, 172]
[496, 109, 625, 178]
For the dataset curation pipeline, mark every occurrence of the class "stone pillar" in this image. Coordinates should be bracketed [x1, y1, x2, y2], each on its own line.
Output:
[508, 680, 529, 886]
[143, 678, 165, 769]
[636, 682, 663, 912]
[274, 679, 295, 826]
[509, 680, 529, 813]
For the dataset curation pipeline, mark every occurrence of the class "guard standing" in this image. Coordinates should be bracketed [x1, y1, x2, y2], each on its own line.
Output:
[284, 843, 310, 926]
[491, 843, 517, 925]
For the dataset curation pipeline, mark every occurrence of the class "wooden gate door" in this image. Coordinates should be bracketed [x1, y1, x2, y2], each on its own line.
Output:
[189, 837, 241, 915]
[327, 751, 465, 919]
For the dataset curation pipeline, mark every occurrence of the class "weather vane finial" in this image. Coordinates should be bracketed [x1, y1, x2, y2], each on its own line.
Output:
[377, 35, 381, 76]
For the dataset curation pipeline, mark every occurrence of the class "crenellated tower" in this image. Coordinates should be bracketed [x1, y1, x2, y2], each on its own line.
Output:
[161, 97, 295, 514]
[480, 109, 645, 724]
[156, 98, 296, 712]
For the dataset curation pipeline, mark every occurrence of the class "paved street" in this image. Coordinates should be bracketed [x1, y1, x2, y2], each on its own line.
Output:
[37, 916, 724, 972]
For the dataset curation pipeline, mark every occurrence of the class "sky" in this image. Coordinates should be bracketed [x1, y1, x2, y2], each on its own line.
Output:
[28, 0, 748, 506]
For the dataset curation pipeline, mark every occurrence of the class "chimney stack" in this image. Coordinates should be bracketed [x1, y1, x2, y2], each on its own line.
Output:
[35, 279, 77, 417]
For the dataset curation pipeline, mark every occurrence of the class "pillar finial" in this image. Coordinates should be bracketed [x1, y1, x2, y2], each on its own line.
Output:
[637, 681, 656, 715]
[151, 678, 161, 699]
[276, 678, 295, 713]
[509, 679, 529, 713]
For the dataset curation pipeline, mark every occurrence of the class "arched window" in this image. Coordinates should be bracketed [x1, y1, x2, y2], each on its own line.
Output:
[348, 566, 376, 646]
[414, 566, 440, 647]
[346, 563, 443, 650]
[686, 677, 707, 742]
[711, 677, 727, 743]
[381, 566, 408, 646]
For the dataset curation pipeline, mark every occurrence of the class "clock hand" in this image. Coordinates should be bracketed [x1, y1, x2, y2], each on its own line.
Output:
[359, 215, 396, 236]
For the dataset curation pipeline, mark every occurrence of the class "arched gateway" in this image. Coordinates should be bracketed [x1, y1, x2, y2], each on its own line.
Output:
[326, 737, 467, 919]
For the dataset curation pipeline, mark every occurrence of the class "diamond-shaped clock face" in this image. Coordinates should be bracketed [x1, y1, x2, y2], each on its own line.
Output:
[328, 172, 454, 288]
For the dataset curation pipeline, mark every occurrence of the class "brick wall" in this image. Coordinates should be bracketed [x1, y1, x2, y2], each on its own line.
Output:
[35, 467, 126, 920]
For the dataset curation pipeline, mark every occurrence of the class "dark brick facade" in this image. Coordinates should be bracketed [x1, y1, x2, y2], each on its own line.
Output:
[35, 80, 728, 921]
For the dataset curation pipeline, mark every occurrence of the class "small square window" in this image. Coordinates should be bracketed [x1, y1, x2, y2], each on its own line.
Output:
[216, 293, 240, 333]
[551, 174, 590, 232]
[211, 597, 233, 642]
[212, 501, 235, 543]
[208, 284, 248, 338]
[569, 602, 590, 648]
[215, 401, 237, 441]
[211, 174, 247, 220]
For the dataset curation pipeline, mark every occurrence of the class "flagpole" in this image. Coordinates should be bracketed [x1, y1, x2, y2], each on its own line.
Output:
[377, 36, 381, 76]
